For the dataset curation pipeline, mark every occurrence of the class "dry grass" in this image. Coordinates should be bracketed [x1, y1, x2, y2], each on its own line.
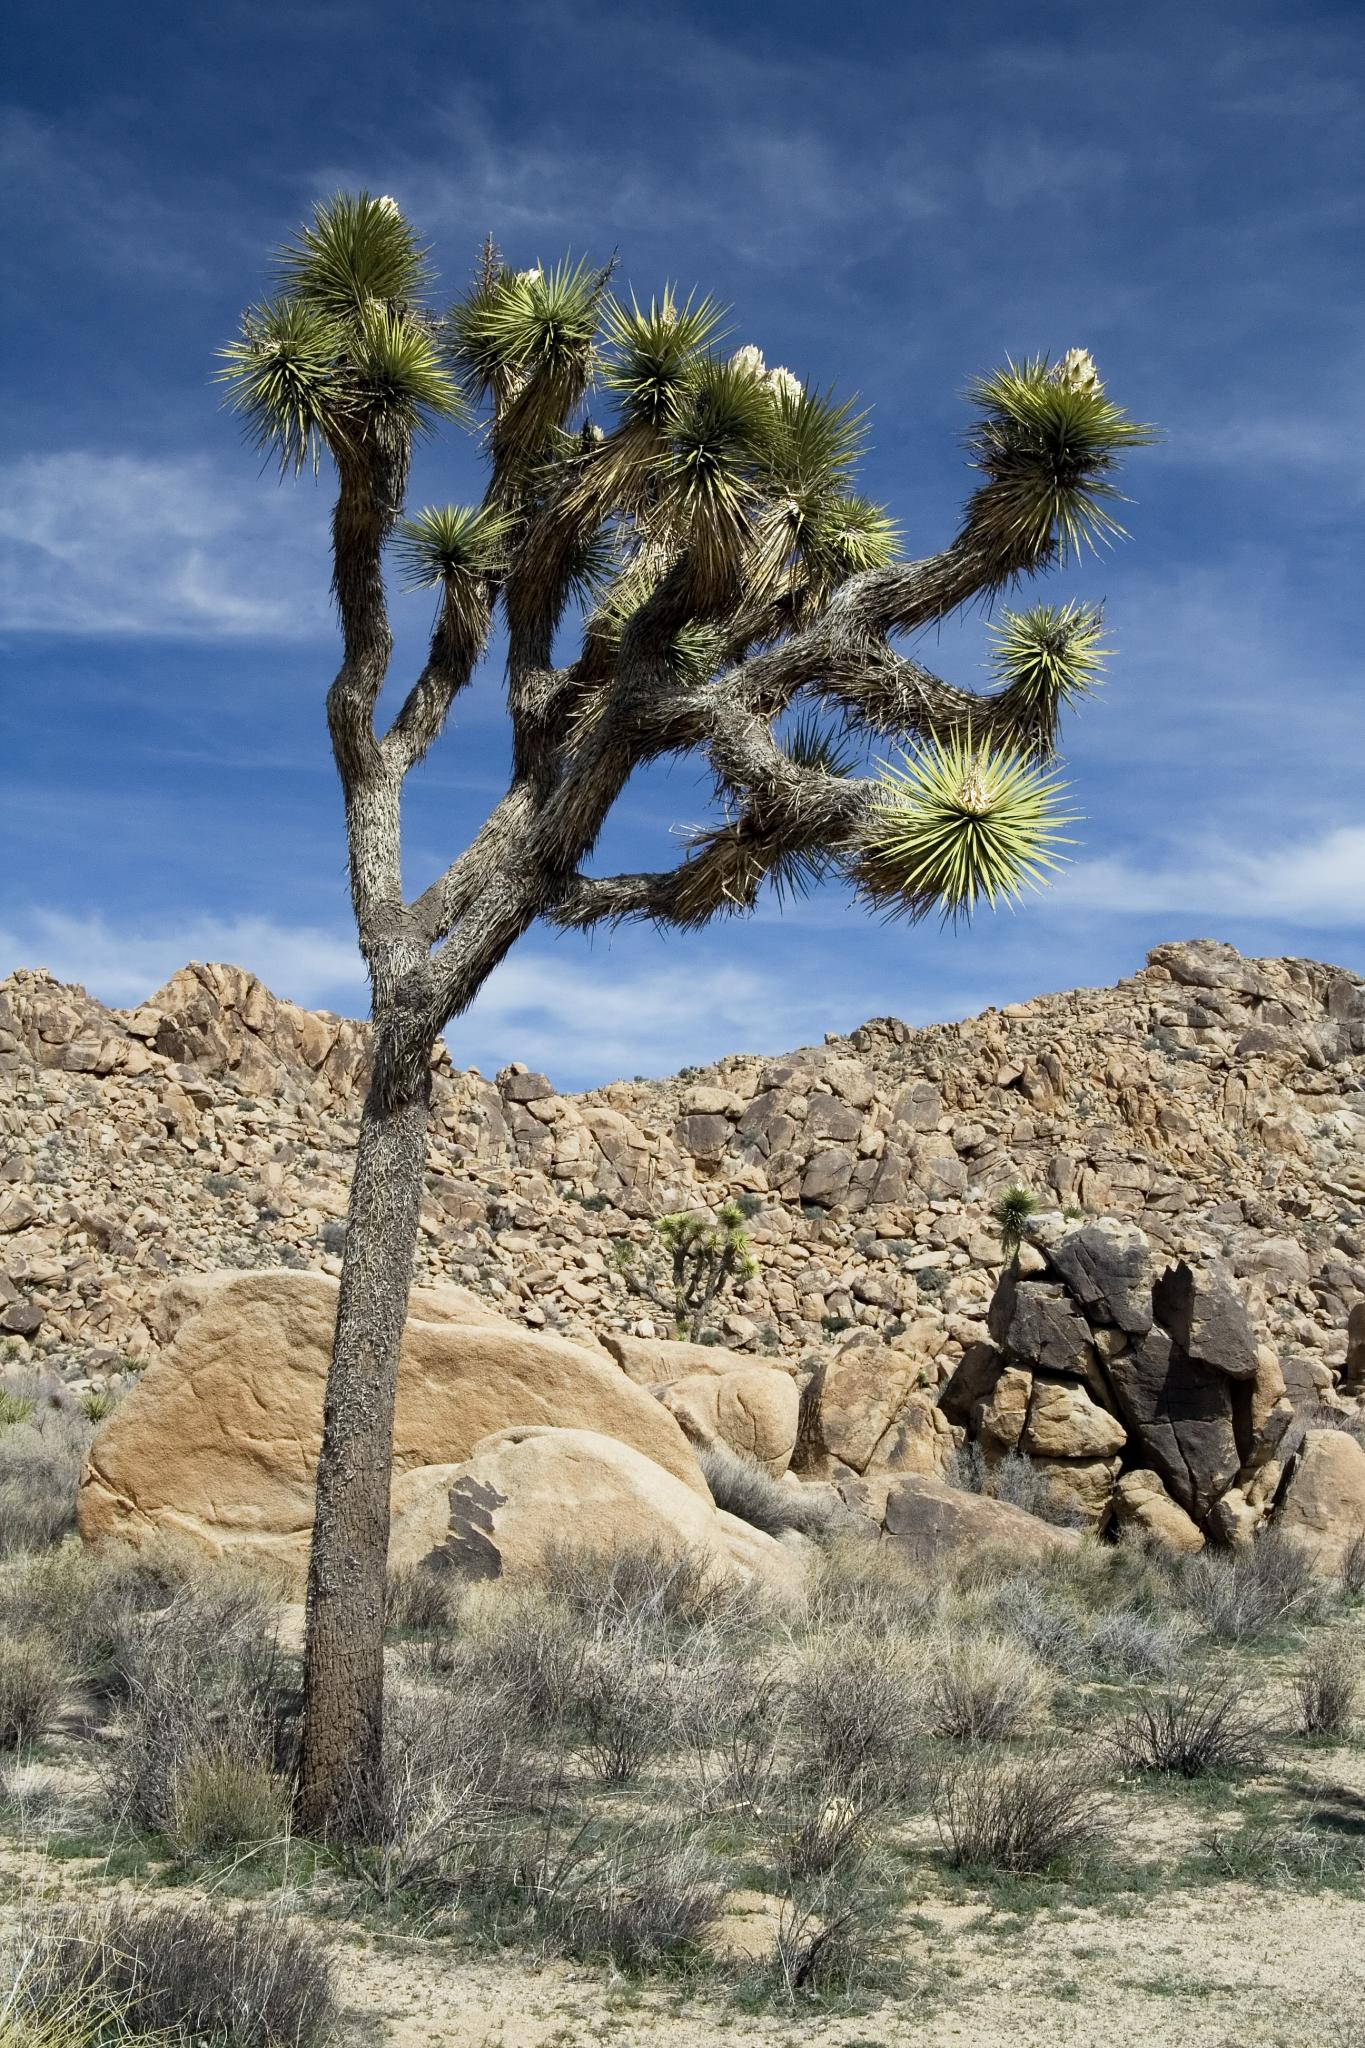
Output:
[0, 1640, 65, 1753]
[13, 1895, 335, 2047]
[923, 1633, 1046, 1742]
[933, 1742, 1106, 1873]
[1292, 1638, 1359, 1738]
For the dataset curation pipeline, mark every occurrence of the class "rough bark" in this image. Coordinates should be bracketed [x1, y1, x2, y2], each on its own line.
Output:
[297, 1023, 432, 1837]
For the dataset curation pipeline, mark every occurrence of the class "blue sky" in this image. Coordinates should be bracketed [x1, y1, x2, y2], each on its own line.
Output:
[2, 0, 1362, 1087]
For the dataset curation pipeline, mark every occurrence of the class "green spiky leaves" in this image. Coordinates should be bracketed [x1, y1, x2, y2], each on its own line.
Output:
[393, 503, 511, 645]
[988, 600, 1110, 756]
[218, 193, 462, 474]
[601, 291, 725, 432]
[219, 297, 344, 475]
[276, 192, 432, 321]
[993, 1183, 1040, 1257]
[860, 731, 1077, 920]
[991, 601, 1108, 705]
[447, 257, 605, 459]
[393, 504, 512, 587]
[965, 351, 1155, 570]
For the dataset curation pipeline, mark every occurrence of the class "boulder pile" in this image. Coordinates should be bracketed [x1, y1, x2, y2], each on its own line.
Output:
[940, 1215, 1295, 1544]
[1, 940, 1362, 1405]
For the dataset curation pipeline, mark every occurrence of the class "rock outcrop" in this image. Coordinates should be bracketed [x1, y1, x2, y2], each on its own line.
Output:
[389, 1425, 807, 1602]
[0, 940, 1361, 1398]
[946, 1215, 1306, 1540]
[77, 1269, 707, 1577]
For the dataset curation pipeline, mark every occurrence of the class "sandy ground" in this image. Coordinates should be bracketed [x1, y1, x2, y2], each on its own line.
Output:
[336, 1883, 1365, 2048]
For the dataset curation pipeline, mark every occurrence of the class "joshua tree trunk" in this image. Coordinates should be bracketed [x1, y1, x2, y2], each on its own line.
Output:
[297, 1020, 433, 1836]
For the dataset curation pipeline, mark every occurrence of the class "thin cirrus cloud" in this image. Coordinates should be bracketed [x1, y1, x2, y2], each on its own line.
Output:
[0, 907, 851, 1083]
[0, 452, 331, 639]
[1049, 822, 1365, 929]
[0, 910, 366, 1012]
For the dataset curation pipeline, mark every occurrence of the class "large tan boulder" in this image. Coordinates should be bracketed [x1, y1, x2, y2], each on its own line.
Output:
[809, 1343, 931, 1473]
[1033, 1455, 1120, 1525]
[79, 1270, 706, 1578]
[602, 1333, 793, 1385]
[389, 1426, 806, 1603]
[1022, 1380, 1126, 1460]
[863, 1388, 956, 1479]
[1110, 1467, 1205, 1553]
[658, 1368, 799, 1476]
[878, 1473, 1080, 1569]
[1275, 1429, 1365, 1573]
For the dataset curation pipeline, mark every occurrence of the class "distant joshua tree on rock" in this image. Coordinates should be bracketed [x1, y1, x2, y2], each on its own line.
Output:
[220, 192, 1152, 1832]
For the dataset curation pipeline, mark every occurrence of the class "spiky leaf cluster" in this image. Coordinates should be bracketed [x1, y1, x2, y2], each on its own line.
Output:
[860, 732, 1076, 920]
[993, 1183, 1040, 1257]
[393, 504, 513, 642]
[965, 352, 1155, 568]
[219, 193, 462, 475]
[989, 600, 1110, 755]
[447, 256, 605, 465]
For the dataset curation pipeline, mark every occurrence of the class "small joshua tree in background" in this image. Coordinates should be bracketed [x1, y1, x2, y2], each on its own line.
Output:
[614, 1202, 758, 1341]
[994, 1184, 1040, 1260]
[220, 192, 1152, 1831]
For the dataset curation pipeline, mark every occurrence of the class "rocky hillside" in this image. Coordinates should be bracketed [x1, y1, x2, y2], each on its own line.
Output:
[1, 940, 1362, 1402]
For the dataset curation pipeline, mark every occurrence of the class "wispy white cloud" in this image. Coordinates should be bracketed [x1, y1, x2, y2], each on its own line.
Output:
[1053, 822, 1365, 928]
[0, 452, 331, 639]
[0, 910, 364, 1011]
[0, 906, 902, 1085]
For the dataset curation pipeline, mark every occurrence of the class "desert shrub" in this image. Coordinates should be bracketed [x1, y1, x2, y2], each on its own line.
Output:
[972, 1574, 1089, 1674]
[540, 1538, 735, 1633]
[474, 1814, 721, 1972]
[946, 1445, 1080, 1527]
[770, 1772, 876, 1884]
[15, 1896, 335, 2048]
[1341, 1528, 1365, 1599]
[1111, 1674, 1264, 1779]
[0, 1541, 201, 1695]
[104, 1574, 288, 1835]
[675, 1637, 784, 1809]
[0, 1637, 65, 1751]
[0, 1391, 34, 1429]
[385, 1563, 461, 1637]
[1086, 1607, 1185, 1679]
[555, 1830, 723, 1970]
[444, 1589, 590, 1730]
[934, 1743, 1104, 1872]
[808, 1536, 938, 1637]
[769, 1872, 897, 2003]
[342, 1680, 517, 1898]
[167, 1751, 292, 1858]
[1292, 1639, 1359, 1739]
[0, 1408, 90, 1555]
[789, 1632, 918, 1797]
[577, 1622, 680, 1784]
[696, 1443, 834, 1540]
[1175, 1533, 1333, 1643]
[923, 1634, 1045, 1742]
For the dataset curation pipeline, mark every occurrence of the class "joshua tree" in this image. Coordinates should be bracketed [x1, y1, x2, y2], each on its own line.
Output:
[220, 193, 1150, 1833]
[614, 1201, 758, 1341]
[993, 1183, 1041, 1259]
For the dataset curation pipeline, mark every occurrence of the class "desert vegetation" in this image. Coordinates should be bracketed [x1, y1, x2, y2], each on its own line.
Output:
[2, 1416, 1364, 2044]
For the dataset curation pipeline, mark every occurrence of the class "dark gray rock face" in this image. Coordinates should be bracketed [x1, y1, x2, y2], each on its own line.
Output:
[1153, 1259, 1258, 1379]
[1104, 1328, 1241, 1517]
[938, 1340, 1004, 1427]
[995, 1276, 1095, 1377]
[1031, 1219, 1154, 1335]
